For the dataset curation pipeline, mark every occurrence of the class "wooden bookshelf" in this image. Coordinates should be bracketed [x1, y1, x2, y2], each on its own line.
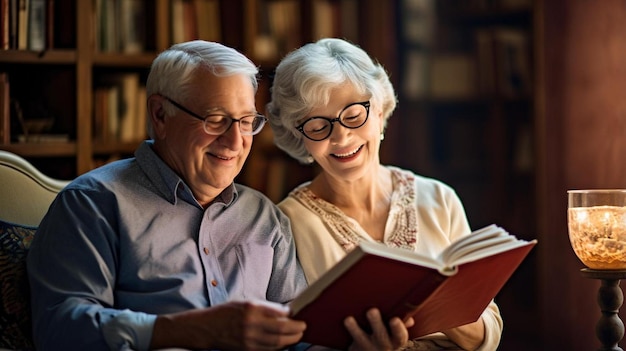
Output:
[396, 0, 534, 233]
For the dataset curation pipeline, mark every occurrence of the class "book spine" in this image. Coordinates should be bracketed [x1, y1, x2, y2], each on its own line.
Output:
[0, 72, 9, 144]
[0, 0, 9, 49]
[27, 0, 45, 50]
[17, 0, 28, 50]
[9, 0, 17, 48]
[45, 0, 52, 48]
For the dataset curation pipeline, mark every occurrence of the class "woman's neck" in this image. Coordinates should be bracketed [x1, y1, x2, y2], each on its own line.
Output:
[308, 166, 393, 241]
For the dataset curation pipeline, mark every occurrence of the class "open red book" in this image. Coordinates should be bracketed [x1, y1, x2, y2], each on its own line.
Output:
[289, 224, 537, 350]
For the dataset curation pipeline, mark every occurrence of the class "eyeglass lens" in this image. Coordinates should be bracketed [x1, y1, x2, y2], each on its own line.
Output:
[203, 115, 266, 135]
[301, 102, 369, 141]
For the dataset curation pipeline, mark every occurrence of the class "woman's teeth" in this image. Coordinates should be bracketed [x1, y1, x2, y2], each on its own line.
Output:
[333, 145, 362, 158]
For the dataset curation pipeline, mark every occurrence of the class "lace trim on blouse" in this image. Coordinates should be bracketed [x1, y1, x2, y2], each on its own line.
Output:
[289, 167, 418, 252]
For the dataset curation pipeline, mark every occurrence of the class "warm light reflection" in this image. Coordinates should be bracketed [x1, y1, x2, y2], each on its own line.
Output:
[568, 206, 626, 269]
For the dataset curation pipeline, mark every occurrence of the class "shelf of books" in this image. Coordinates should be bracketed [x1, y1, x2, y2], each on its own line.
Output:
[396, 0, 534, 229]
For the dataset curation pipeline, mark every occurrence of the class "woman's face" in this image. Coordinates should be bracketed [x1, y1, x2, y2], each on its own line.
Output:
[302, 83, 385, 183]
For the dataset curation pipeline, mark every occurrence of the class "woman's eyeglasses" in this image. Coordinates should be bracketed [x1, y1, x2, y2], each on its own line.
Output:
[295, 101, 370, 141]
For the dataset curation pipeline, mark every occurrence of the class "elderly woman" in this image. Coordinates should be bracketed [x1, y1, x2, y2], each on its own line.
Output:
[266, 38, 503, 351]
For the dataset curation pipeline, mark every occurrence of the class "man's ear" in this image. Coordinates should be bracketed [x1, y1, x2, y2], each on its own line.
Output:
[148, 94, 167, 139]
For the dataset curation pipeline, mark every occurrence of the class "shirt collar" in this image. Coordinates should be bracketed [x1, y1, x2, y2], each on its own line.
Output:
[135, 141, 238, 208]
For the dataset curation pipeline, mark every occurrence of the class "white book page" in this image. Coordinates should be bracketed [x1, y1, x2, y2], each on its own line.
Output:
[442, 235, 516, 265]
[439, 224, 503, 259]
[359, 241, 443, 270]
[449, 239, 532, 267]
[437, 225, 515, 262]
[436, 224, 534, 268]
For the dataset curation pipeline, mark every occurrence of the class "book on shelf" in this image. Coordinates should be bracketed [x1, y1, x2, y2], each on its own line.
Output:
[474, 28, 497, 96]
[311, 0, 338, 40]
[120, 0, 146, 53]
[1, 0, 9, 49]
[289, 224, 537, 350]
[309, 0, 358, 42]
[402, 50, 429, 99]
[253, 0, 300, 61]
[45, 0, 52, 48]
[95, 0, 116, 52]
[0, 73, 9, 144]
[493, 28, 531, 98]
[9, 0, 17, 49]
[93, 73, 146, 143]
[474, 28, 532, 98]
[400, 0, 436, 47]
[169, 0, 185, 44]
[429, 53, 477, 99]
[17, 0, 28, 50]
[170, 0, 221, 44]
[194, 0, 221, 42]
[95, 0, 146, 53]
[27, 0, 45, 51]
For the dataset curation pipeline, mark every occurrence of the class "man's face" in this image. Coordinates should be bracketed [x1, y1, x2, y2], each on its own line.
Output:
[154, 70, 257, 206]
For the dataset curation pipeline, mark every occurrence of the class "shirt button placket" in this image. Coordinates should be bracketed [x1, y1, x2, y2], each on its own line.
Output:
[202, 247, 217, 286]
[200, 208, 228, 304]
[205, 247, 217, 287]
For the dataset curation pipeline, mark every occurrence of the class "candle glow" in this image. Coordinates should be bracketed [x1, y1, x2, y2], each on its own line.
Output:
[568, 205, 626, 269]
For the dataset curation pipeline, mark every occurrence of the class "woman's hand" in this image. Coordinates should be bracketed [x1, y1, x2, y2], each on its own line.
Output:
[345, 308, 414, 351]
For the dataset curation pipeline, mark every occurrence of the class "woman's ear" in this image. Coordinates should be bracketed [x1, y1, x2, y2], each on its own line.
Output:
[377, 107, 386, 133]
[147, 94, 167, 139]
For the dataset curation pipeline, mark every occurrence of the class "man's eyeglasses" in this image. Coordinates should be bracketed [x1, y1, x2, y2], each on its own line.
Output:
[165, 97, 267, 136]
[296, 101, 370, 141]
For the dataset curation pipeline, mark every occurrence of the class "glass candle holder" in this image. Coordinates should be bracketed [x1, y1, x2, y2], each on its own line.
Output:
[568, 189, 626, 270]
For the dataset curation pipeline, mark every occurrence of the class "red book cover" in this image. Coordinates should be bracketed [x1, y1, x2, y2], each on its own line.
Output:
[289, 225, 537, 350]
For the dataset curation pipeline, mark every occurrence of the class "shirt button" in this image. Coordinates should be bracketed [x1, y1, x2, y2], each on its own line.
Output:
[211, 279, 218, 287]
[203, 247, 209, 255]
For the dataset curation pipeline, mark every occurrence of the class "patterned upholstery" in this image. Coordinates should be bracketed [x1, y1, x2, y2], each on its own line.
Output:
[0, 151, 70, 350]
[0, 220, 36, 350]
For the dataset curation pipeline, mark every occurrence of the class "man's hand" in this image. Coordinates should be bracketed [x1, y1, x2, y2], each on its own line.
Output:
[345, 308, 414, 351]
[151, 300, 306, 350]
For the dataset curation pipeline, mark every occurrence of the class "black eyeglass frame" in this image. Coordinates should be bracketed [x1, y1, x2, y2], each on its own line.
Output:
[295, 101, 371, 141]
[164, 97, 267, 136]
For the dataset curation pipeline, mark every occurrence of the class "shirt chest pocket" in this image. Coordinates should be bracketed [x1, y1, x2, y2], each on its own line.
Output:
[230, 244, 274, 300]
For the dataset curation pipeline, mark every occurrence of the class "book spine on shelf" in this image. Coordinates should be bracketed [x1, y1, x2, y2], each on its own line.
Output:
[17, 0, 28, 50]
[0, 0, 9, 49]
[0, 72, 9, 144]
[27, 0, 45, 51]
